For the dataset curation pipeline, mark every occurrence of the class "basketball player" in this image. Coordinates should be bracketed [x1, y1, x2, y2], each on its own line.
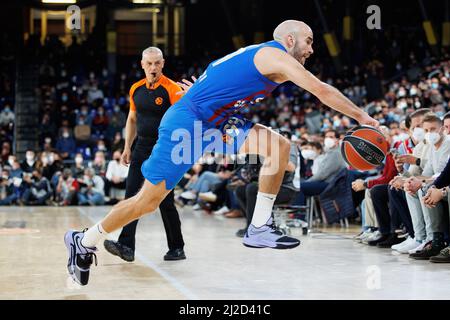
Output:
[65, 20, 378, 285]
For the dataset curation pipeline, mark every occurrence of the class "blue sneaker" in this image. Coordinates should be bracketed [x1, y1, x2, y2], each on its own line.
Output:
[243, 218, 301, 249]
[64, 230, 97, 286]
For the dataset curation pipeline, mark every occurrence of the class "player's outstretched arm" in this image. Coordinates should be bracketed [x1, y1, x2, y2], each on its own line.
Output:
[255, 47, 378, 127]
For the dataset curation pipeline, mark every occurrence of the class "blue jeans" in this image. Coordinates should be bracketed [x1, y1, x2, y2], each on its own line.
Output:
[190, 171, 222, 193]
[0, 194, 18, 205]
[78, 192, 105, 205]
[294, 180, 329, 206]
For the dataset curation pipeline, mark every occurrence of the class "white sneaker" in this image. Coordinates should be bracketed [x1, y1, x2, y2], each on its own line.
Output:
[407, 240, 427, 254]
[180, 190, 197, 200]
[391, 236, 414, 251]
[362, 230, 381, 244]
[213, 205, 230, 215]
[192, 204, 202, 211]
[354, 230, 372, 241]
[198, 191, 217, 202]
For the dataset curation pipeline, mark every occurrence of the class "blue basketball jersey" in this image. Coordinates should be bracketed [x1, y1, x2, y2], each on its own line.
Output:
[181, 40, 287, 127]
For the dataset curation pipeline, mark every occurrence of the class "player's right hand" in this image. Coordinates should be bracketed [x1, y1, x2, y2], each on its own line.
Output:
[357, 113, 379, 128]
[121, 148, 131, 167]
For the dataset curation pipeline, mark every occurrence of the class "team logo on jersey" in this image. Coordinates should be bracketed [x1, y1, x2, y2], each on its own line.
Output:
[155, 97, 163, 105]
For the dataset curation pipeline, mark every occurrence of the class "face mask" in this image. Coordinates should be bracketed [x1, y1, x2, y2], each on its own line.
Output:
[98, 111, 104, 116]
[2, 175, 8, 180]
[8, 158, 14, 166]
[270, 120, 277, 128]
[26, 155, 34, 161]
[62, 95, 68, 102]
[301, 149, 317, 160]
[333, 120, 341, 127]
[206, 157, 215, 165]
[4, 107, 10, 113]
[431, 83, 439, 90]
[81, 110, 88, 116]
[75, 157, 83, 164]
[414, 101, 421, 108]
[45, 138, 51, 144]
[425, 132, 441, 145]
[397, 89, 406, 97]
[48, 155, 54, 163]
[324, 137, 336, 150]
[395, 133, 410, 142]
[410, 88, 417, 96]
[98, 145, 106, 151]
[412, 127, 425, 142]
[114, 106, 120, 113]
[63, 132, 69, 138]
[78, 121, 85, 125]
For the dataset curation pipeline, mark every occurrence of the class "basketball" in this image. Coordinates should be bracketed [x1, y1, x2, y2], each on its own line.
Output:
[341, 126, 389, 171]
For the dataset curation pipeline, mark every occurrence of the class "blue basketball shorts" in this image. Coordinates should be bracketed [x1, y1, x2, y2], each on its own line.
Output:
[141, 102, 255, 190]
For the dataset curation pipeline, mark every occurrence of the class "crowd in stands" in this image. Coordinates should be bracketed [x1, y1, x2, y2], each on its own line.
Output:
[1, 32, 450, 260]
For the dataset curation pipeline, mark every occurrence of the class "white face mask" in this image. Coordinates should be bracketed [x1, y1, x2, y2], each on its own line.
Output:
[324, 137, 336, 150]
[63, 132, 69, 138]
[75, 157, 83, 164]
[301, 149, 317, 160]
[26, 154, 34, 161]
[8, 158, 14, 166]
[394, 133, 410, 143]
[412, 127, 425, 142]
[425, 132, 441, 145]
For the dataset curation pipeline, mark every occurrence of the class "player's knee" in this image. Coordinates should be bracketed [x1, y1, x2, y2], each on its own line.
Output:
[278, 137, 291, 157]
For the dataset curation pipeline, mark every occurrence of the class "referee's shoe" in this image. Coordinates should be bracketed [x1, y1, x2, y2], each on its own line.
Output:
[103, 240, 135, 262]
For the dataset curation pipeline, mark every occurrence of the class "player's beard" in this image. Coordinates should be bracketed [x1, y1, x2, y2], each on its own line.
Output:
[293, 43, 305, 65]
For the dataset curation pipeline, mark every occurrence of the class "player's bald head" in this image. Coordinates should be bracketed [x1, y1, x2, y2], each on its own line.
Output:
[273, 20, 314, 65]
[273, 20, 312, 42]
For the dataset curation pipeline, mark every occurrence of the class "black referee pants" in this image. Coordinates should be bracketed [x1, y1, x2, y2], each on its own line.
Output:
[118, 138, 185, 251]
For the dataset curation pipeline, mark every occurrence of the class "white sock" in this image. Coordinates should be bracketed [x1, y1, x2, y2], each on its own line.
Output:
[251, 192, 276, 227]
[81, 222, 108, 248]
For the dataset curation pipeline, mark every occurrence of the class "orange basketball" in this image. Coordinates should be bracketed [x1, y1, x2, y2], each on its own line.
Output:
[341, 125, 388, 171]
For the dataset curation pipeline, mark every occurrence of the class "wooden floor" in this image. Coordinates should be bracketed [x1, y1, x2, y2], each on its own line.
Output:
[1, 205, 449, 300]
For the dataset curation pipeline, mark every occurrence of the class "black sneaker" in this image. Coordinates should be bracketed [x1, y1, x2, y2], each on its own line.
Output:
[164, 248, 186, 261]
[236, 228, 247, 238]
[103, 240, 135, 262]
[376, 234, 404, 248]
[429, 247, 450, 263]
[409, 242, 446, 260]
[367, 233, 390, 246]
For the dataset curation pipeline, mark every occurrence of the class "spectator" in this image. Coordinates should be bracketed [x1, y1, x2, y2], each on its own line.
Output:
[0, 103, 14, 127]
[55, 127, 76, 160]
[105, 150, 129, 202]
[71, 153, 86, 178]
[21, 169, 52, 205]
[55, 168, 79, 206]
[0, 168, 17, 205]
[21, 150, 36, 173]
[77, 168, 105, 206]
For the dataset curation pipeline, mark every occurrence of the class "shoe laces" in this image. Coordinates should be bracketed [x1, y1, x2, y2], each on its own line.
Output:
[440, 247, 450, 255]
[267, 220, 283, 236]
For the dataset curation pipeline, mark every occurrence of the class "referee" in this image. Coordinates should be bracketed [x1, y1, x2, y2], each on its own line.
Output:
[104, 47, 186, 261]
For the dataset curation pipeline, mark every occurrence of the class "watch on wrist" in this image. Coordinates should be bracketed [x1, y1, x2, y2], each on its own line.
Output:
[363, 181, 368, 188]
[415, 158, 421, 166]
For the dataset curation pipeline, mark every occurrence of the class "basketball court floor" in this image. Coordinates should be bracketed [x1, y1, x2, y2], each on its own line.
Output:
[1, 205, 449, 300]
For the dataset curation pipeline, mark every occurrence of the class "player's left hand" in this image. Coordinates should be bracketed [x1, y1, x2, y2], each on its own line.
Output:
[177, 76, 197, 95]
